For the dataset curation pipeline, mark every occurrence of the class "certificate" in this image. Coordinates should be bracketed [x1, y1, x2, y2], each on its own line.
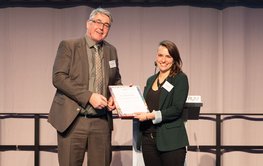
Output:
[109, 85, 149, 117]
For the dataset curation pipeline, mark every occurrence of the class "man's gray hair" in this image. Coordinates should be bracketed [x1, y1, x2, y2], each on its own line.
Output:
[89, 8, 113, 23]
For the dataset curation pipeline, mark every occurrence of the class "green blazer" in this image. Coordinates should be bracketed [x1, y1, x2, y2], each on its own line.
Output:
[143, 71, 189, 151]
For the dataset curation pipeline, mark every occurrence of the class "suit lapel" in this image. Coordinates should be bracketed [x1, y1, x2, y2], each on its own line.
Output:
[76, 38, 89, 85]
[143, 75, 156, 98]
[159, 77, 173, 109]
[144, 75, 171, 110]
[77, 38, 88, 62]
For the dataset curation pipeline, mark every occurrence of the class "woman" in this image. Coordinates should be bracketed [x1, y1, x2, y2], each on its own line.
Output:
[134, 40, 189, 166]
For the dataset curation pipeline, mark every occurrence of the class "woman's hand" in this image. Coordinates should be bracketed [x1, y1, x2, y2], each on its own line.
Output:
[134, 112, 155, 122]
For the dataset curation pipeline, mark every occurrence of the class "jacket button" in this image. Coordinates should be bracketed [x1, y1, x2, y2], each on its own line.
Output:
[76, 108, 81, 111]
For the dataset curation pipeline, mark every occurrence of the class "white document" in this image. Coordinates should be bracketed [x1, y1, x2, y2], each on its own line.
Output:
[109, 85, 148, 117]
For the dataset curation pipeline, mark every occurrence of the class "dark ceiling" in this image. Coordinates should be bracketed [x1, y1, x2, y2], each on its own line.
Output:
[1, 0, 263, 9]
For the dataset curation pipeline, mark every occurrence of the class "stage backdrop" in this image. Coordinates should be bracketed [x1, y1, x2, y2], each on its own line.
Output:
[0, 5, 263, 166]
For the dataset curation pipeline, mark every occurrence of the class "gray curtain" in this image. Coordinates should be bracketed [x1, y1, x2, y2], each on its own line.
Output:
[0, 5, 263, 166]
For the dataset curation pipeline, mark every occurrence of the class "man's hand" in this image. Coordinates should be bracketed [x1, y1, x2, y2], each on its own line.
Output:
[107, 96, 115, 111]
[89, 93, 107, 109]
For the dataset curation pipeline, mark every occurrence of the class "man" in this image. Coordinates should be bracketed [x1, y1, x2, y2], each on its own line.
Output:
[48, 8, 122, 166]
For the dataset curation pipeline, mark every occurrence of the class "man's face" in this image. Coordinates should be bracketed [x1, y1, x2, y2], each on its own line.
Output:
[86, 13, 111, 43]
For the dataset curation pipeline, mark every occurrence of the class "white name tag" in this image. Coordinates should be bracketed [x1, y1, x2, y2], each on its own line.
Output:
[186, 95, 202, 103]
[163, 81, 173, 92]
[109, 60, 116, 68]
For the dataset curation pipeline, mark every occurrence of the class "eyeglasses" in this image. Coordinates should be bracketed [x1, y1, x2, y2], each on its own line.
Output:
[90, 19, 111, 29]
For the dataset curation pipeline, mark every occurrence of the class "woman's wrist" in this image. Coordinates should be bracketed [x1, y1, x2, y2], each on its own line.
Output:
[146, 112, 154, 120]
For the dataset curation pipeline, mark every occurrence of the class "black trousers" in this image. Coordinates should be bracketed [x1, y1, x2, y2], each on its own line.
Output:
[142, 133, 186, 166]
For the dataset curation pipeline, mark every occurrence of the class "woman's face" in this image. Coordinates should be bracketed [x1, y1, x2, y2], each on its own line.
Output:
[156, 45, 174, 73]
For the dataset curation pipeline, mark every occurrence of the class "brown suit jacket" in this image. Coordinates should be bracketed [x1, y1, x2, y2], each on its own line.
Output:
[48, 37, 122, 133]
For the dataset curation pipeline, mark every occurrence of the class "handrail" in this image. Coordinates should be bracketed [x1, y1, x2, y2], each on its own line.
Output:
[1, 113, 263, 166]
[194, 113, 263, 166]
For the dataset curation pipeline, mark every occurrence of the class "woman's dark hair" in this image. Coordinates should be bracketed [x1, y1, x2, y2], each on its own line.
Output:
[159, 40, 182, 76]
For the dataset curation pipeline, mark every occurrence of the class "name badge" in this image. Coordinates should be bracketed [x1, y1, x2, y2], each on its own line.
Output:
[109, 60, 116, 68]
[163, 81, 173, 92]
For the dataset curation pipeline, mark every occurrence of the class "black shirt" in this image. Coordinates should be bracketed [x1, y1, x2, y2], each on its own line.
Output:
[140, 79, 165, 133]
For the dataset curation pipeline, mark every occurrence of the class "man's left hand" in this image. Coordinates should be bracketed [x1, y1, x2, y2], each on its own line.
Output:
[107, 96, 115, 111]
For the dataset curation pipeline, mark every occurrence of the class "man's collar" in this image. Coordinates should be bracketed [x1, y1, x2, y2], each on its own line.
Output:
[85, 35, 103, 48]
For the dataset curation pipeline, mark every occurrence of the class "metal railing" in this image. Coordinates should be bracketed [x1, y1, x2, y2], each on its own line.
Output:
[187, 113, 263, 166]
[1, 113, 263, 166]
